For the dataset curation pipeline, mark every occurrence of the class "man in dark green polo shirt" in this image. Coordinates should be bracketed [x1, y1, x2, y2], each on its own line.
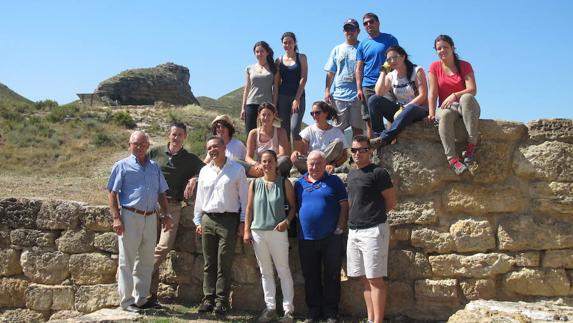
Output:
[147, 122, 205, 306]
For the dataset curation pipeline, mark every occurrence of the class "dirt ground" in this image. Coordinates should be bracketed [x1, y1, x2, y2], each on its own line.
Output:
[0, 150, 128, 205]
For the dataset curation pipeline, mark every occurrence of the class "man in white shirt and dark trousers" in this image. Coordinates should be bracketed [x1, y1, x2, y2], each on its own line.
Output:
[193, 136, 248, 315]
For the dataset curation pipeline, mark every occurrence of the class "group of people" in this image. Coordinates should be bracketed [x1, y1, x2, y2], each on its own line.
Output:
[107, 10, 482, 323]
[108, 127, 395, 323]
[242, 12, 480, 175]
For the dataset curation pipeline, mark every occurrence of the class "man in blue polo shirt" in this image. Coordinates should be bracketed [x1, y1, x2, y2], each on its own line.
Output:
[355, 12, 399, 137]
[107, 130, 173, 313]
[294, 150, 348, 323]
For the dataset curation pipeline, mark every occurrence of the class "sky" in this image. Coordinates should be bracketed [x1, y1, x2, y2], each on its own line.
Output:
[1, 0, 572, 125]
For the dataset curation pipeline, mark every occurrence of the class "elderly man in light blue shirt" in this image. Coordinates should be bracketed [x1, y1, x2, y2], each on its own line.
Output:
[107, 130, 172, 313]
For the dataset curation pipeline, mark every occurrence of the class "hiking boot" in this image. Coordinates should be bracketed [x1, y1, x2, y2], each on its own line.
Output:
[369, 137, 387, 150]
[279, 311, 295, 323]
[213, 302, 228, 315]
[257, 308, 278, 322]
[448, 157, 467, 175]
[197, 298, 214, 313]
[139, 299, 161, 309]
[463, 143, 476, 163]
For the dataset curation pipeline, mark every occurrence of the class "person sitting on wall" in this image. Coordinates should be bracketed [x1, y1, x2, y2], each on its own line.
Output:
[245, 102, 292, 178]
[428, 34, 481, 175]
[290, 101, 348, 175]
[368, 45, 429, 150]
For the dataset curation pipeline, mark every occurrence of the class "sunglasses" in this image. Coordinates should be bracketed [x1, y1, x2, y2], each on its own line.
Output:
[386, 55, 401, 62]
[363, 19, 376, 26]
[310, 111, 322, 117]
[350, 147, 370, 154]
[344, 25, 357, 32]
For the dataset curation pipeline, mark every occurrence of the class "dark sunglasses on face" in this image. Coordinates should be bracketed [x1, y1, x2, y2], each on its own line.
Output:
[344, 26, 357, 32]
[351, 147, 370, 154]
[363, 19, 376, 26]
[310, 111, 322, 117]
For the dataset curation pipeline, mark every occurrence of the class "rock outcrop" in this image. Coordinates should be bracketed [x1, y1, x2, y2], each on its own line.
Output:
[93, 62, 200, 106]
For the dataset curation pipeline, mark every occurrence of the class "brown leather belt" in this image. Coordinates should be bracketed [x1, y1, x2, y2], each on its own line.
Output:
[122, 206, 156, 216]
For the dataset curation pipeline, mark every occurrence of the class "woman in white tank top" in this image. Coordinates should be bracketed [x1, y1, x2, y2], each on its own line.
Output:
[368, 45, 429, 150]
[246, 103, 292, 177]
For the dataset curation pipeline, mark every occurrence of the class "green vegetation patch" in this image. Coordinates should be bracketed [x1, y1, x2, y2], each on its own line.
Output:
[0, 101, 128, 175]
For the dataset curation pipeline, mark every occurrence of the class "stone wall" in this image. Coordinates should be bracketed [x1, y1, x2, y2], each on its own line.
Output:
[0, 118, 572, 321]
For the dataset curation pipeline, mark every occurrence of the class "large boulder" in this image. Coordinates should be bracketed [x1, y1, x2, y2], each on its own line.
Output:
[94, 62, 200, 106]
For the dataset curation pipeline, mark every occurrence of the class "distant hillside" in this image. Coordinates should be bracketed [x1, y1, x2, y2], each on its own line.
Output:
[197, 87, 243, 118]
[0, 83, 33, 106]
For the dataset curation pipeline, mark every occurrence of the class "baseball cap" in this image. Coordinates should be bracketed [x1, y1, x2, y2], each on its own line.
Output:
[343, 18, 359, 29]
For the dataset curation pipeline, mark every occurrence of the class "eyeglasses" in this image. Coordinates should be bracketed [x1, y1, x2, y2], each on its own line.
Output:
[386, 55, 401, 62]
[310, 111, 322, 117]
[343, 25, 357, 32]
[363, 19, 376, 26]
[350, 147, 370, 154]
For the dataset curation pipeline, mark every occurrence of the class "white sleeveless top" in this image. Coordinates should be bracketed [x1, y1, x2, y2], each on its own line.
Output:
[256, 127, 279, 159]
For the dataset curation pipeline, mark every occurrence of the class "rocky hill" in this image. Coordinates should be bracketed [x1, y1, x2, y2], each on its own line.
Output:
[92, 63, 200, 106]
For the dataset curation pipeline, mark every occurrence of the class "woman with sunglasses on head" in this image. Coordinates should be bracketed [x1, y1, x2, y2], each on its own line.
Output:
[244, 149, 297, 323]
[368, 45, 428, 149]
[245, 103, 293, 178]
[241, 41, 278, 135]
[276, 32, 308, 153]
[290, 101, 348, 175]
[428, 35, 480, 175]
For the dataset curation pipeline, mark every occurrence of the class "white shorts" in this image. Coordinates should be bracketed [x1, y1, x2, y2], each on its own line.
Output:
[346, 222, 389, 279]
[333, 99, 366, 131]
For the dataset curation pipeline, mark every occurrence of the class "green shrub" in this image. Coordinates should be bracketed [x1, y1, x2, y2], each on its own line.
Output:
[93, 132, 113, 147]
[47, 104, 79, 122]
[112, 111, 136, 129]
[35, 99, 59, 110]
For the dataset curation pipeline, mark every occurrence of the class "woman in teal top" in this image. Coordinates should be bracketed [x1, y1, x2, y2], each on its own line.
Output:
[244, 150, 297, 322]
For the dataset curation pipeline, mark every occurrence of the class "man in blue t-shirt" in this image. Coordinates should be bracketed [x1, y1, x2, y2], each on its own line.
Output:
[324, 18, 366, 138]
[355, 12, 399, 138]
[294, 150, 348, 323]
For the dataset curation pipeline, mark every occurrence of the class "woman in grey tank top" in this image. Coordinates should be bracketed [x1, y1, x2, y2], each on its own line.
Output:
[241, 41, 278, 134]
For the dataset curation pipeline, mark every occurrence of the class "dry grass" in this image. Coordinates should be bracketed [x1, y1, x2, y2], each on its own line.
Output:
[0, 103, 243, 205]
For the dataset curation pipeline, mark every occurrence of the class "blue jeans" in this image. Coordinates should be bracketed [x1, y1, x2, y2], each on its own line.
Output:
[368, 95, 428, 143]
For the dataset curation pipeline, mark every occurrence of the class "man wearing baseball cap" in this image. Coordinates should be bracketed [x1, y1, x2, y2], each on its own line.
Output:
[324, 19, 366, 140]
